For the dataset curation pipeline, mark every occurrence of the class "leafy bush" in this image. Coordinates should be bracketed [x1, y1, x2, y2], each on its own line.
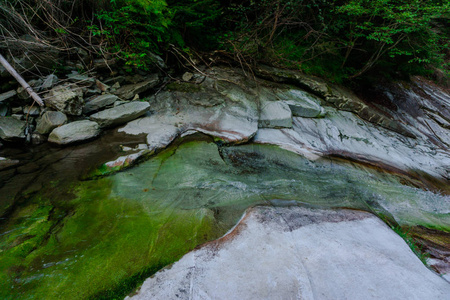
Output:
[220, 0, 449, 81]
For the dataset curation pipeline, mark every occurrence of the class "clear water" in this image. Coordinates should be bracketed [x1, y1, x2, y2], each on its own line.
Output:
[0, 137, 448, 299]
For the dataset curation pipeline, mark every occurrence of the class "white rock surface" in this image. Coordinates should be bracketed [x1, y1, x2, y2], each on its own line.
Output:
[255, 106, 450, 182]
[120, 74, 259, 145]
[129, 206, 450, 300]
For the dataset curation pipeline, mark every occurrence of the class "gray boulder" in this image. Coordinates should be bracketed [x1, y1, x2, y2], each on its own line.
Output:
[0, 117, 26, 142]
[114, 74, 160, 100]
[0, 90, 17, 103]
[45, 84, 84, 115]
[83, 94, 119, 114]
[48, 120, 100, 145]
[36, 111, 68, 134]
[90, 102, 150, 128]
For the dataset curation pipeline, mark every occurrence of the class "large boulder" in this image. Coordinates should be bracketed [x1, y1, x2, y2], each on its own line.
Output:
[114, 74, 160, 100]
[36, 111, 68, 134]
[83, 94, 119, 114]
[89, 102, 150, 128]
[129, 206, 450, 300]
[48, 120, 100, 145]
[0, 117, 26, 142]
[44, 84, 84, 115]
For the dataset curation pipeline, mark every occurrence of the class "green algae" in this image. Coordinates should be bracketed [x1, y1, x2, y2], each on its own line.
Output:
[1, 139, 449, 299]
[0, 176, 221, 299]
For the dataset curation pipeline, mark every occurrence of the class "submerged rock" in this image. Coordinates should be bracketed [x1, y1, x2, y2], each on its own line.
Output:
[89, 102, 150, 128]
[0, 117, 26, 142]
[129, 206, 450, 300]
[48, 120, 100, 145]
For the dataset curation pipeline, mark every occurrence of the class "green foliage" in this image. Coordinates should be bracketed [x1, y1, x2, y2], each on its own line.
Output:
[220, 0, 450, 81]
[92, 0, 170, 71]
[88, 0, 222, 71]
[391, 226, 430, 265]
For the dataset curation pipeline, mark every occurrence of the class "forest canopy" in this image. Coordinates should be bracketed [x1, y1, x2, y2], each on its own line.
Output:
[0, 0, 449, 82]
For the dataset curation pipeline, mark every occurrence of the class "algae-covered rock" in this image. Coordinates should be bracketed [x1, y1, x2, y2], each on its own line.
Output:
[48, 120, 100, 145]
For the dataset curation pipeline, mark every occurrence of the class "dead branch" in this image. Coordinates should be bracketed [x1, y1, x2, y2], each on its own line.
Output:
[0, 53, 44, 106]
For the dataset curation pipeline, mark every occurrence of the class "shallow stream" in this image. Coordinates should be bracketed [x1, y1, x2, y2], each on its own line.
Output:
[1, 133, 449, 299]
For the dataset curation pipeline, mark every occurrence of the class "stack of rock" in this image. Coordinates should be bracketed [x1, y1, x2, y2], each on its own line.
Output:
[0, 71, 160, 146]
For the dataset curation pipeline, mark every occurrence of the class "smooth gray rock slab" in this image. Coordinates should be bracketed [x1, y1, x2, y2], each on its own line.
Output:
[41, 74, 59, 90]
[89, 102, 150, 128]
[83, 94, 119, 114]
[0, 117, 26, 142]
[0, 90, 17, 103]
[67, 73, 96, 86]
[259, 101, 292, 128]
[36, 111, 68, 134]
[114, 74, 160, 100]
[129, 206, 450, 300]
[48, 120, 100, 145]
[44, 84, 84, 115]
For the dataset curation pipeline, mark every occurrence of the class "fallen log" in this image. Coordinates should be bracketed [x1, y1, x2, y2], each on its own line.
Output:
[0, 53, 44, 106]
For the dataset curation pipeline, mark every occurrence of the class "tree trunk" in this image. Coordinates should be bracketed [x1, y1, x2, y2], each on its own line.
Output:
[0, 54, 44, 106]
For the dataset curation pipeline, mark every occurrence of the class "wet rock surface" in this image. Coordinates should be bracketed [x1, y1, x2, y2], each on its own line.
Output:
[129, 206, 450, 300]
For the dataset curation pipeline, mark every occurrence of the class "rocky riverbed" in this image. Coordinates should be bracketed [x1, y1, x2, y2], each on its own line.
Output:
[0, 65, 449, 299]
